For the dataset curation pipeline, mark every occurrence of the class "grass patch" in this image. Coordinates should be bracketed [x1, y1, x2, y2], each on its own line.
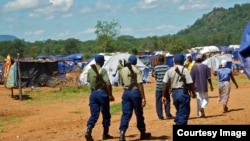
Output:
[22, 85, 122, 115]
[0, 121, 4, 133]
[110, 103, 122, 115]
[25, 85, 90, 104]
[0, 117, 23, 133]
[211, 74, 249, 88]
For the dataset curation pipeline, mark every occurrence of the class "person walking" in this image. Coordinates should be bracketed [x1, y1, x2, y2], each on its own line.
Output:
[214, 59, 238, 113]
[119, 55, 151, 141]
[162, 54, 196, 125]
[184, 53, 195, 71]
[84, 54, 115, 141]
[190, 54, 214, 117]
[153, 55, 173, 120]
[112, 59, 124, 86]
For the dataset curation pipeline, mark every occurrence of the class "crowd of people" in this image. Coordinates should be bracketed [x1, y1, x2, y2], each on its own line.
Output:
[83, 53, 239, 141]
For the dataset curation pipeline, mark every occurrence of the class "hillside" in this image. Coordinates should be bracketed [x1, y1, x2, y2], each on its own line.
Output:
[0, 35, 18, 42]
[176, 3, 250, 44]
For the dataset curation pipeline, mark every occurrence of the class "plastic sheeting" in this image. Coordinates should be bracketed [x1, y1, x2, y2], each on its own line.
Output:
[202, 54, 232, 71]
[239, 21, 250, 79]
[19, 61, 59, 87]
[79, 53, 148, 85]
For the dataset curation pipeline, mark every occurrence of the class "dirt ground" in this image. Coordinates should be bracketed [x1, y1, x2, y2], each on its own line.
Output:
[0, 72, 250, 141]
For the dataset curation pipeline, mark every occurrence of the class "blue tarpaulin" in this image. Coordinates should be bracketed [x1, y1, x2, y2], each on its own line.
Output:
[166, 56, 174, 67]
[239, 21, 250, 79]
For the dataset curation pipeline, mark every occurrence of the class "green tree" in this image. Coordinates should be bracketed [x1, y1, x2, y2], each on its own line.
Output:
[65, 38, 79, 54]
[95, 19, 121, 53]
[11, 39, 26, 58]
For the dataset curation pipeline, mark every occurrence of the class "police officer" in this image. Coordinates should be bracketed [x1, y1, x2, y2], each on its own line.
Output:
[162, 54, 196, 125]
[85, 54, 115, 141]
[119, 55, 151, 141]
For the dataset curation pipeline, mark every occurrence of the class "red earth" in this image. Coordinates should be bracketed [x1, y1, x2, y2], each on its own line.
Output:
[0, 72, 249, 141]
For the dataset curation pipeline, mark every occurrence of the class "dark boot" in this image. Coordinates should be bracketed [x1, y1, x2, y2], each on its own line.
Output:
[140, 131, 151, 140]
[85, 125, 94, 141]
[103, 127, 113, 140]
[119, 131, 126, 141]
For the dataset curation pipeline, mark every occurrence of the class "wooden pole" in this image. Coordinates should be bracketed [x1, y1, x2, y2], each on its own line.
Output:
[17, 53, 22, 100]
[11, 88, 14, 98]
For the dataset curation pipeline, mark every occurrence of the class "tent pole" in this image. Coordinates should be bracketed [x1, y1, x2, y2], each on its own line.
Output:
[17, 53, 22, 100]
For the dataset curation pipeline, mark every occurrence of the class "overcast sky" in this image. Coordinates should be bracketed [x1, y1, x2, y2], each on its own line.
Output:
[0, 0, 249, 42]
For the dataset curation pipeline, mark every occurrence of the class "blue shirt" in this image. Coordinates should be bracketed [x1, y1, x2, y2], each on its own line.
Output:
[216, 67, 231, 82]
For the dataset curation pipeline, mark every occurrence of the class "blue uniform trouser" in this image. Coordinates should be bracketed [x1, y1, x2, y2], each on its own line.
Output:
[172, 89, 190, 125]
[87, 89, 111, 128]
[119, 89, 146, 132]
[156, 90, 171, 118]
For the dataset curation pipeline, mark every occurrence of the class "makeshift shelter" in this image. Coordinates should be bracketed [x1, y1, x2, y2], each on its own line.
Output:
[79, 55, 111, 85]
[48, 53, 83, 63]
[199, 46, 219, 54]
[79, 53, 148, 85]
[217, 45, 240, 61]
[19, 60, 60, 88]
[202, 54, 232, 71]
[191, 46, 219, 54]
[239, 21, 250, 79]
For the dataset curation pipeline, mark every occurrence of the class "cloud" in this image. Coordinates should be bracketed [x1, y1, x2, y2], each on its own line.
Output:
[82, 28, 96, 34]
[95, 1, 111, 10]
[128, 0, 176, 12]
[79, 1, 112, 14]
[79, 6, 92, 14]
[56, 30, 69, 37]
[6, 17, 15, 23]
[134, 0, 159, 10]
[49, 0, 74, 11]
[25, 30, 44, 36]
[3, 0, 39, 12]
[45, 16, 55, 20]
[62, 13, 73, 18]
[172, 0, 181, 3]
[178, 0, 209, 11]
[33, 0, 74, 16]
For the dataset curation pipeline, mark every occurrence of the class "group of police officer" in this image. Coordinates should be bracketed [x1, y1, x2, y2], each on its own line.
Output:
[84, 53, 196, 141]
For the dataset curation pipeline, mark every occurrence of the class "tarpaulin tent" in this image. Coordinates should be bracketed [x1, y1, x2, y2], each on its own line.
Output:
[103, 53, 148, 85]
[239, 21, 250, 79]
[79, 55, 111, 85]
[199, 46, 219, 54]
[79, 53, 148, 85]
[48, 53, 83, 62]
[202, 54, 232, 71]
[140, 54, 156, 68]
[47, 53, 83, 73]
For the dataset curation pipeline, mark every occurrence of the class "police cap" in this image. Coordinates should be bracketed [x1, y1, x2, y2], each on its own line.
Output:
[128, 55, 137, 65]
[95, 54, 105, 63]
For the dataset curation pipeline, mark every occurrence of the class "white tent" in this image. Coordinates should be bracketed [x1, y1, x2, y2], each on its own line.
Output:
[199, 46, 219, 54]
[191, 46, 219, 54]
[79, 55, 111, 86]
[202, 54, 232, 71]
[79, 53, 148, 85]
